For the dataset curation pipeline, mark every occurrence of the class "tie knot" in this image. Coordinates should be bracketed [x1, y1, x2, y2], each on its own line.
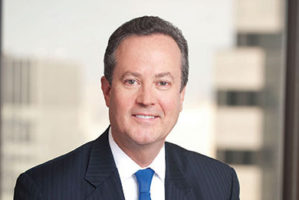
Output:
[135, 168, 155, 193]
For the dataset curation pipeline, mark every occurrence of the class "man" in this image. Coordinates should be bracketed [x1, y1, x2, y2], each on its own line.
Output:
[14, 16, 240, 200]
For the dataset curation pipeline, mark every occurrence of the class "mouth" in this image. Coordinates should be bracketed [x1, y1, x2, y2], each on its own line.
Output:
[132, 114, 159, 120]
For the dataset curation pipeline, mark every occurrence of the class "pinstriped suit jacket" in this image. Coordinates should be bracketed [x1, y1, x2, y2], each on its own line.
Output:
[14, 128, 240, 200]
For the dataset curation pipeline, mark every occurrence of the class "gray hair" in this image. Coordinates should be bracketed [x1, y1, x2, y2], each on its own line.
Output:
[104, 16, 189, 91]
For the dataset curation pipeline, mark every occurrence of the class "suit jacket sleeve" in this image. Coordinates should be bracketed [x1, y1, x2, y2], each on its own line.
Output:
[14, 173, 42, 200]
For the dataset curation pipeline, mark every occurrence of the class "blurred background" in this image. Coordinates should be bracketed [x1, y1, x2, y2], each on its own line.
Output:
[1, 0, 286, 199]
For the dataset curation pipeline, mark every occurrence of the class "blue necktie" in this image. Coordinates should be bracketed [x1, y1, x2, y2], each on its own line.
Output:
[135, 168, 155, 200]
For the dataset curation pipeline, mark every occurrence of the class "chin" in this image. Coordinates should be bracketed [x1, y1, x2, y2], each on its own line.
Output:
[132, 133, 165, 146]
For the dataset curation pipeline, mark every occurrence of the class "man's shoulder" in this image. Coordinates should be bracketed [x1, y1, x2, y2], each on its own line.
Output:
[165, 142, 240, 199]
[14, 139, 97, 199]
[24, 139, 94, 180]
[14, 130, 117, 199]
[165, 141, 234, 172]
[23, 128, 110, 179]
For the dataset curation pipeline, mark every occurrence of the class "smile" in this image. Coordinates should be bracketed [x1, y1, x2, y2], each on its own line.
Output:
[135, 115, 155, 119]
[132, 114, 159, 120]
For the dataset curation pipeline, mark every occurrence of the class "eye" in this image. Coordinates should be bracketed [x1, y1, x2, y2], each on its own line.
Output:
[126, 79, 136, 84]
[156, 80, 171, 89]
[158, 81, 169, 86]
[124, 79, 139, 86]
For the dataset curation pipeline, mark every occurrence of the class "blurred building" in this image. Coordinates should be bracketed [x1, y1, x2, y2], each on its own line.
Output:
[213, 0, 284, 199]
[1, 55, 84, 200]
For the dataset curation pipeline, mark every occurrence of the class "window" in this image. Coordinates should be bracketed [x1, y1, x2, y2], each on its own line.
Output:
[217, 90, 260, 106]
[217, 149, 259, 165]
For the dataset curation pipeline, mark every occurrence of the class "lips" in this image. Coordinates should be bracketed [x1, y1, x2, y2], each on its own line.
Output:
[132, 113, 160, 119]
[135, 115, 155, 119]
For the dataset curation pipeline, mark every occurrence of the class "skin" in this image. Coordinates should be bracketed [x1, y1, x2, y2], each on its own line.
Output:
[101, 34, 186, 167]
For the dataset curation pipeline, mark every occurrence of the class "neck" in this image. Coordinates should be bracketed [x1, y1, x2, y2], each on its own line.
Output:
[112, 135, 164, 168]
[123, 142, 164, 168]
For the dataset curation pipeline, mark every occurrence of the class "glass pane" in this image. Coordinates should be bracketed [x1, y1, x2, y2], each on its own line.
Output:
[1, 0, 285, 199]
[212, 0, 285, 199]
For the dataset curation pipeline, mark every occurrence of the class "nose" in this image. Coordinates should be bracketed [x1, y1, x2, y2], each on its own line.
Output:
[136, 84, 155, 106]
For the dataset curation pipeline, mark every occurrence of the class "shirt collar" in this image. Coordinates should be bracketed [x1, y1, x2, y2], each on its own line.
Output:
[108, 128, 165, 180]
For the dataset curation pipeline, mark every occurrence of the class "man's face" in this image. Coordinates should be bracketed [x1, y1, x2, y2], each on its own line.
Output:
[101, 34, 185, 151]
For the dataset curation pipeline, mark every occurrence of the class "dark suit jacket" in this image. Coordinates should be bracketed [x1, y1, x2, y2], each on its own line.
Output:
[14, 128, 240, 200]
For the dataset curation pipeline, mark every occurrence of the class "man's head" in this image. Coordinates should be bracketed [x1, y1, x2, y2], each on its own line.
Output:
[104, 16, 188, 91]
[101, 16, 189, 157]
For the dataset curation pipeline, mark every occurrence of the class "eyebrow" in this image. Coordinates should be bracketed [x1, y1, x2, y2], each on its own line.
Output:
[120, 72, 142, 80]
[121, 71, 174, 80]
[155, 72, 174, 81]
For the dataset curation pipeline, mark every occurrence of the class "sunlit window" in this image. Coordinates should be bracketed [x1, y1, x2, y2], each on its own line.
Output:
[1, 0, 285, 199]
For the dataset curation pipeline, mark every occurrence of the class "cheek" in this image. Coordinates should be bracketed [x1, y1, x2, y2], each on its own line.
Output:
[160, 94, 182, 115]
[110, 89, 135, 113]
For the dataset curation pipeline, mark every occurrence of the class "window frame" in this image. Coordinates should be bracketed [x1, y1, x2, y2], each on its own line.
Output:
[0, 0, 3, 193]
[283, 0, 299, 199]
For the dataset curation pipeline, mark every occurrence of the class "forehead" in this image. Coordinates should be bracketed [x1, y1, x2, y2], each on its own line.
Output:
[114, 34, 181, 71]
[116, 34, 180, 55]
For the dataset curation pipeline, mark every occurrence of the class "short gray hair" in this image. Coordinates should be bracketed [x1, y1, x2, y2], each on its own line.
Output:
[104, 16, 189, 91]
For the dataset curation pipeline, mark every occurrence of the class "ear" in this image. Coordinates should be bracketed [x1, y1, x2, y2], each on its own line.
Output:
[101, 76, 111, 107]
[179, 86, 186, 111]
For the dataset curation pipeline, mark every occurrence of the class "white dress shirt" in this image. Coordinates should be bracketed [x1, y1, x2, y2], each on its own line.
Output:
[108, 129, 165, 200]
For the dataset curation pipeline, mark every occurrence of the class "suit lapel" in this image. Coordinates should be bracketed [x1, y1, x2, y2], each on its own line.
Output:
[84, 128, 125, 200]
[165, 143, 195, 200]
[83, 130, 196, 199]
